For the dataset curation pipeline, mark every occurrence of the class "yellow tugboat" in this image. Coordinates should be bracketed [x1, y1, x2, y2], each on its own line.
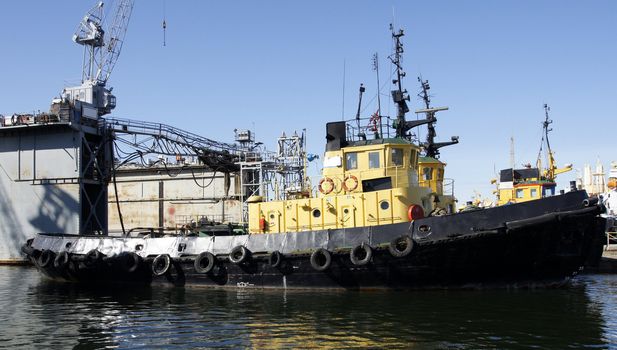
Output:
[22, 26, 606, 289]
[493, 104, 573, 205]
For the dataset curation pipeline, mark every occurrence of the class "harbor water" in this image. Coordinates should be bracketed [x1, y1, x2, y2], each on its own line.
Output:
[1, 266, 616, 349]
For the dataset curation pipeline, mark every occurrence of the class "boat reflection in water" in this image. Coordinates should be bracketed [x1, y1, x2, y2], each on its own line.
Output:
[4, 266, 613, 349]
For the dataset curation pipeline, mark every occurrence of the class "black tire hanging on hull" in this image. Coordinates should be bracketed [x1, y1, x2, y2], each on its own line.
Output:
[229, 246, 251, 264]
[152, 254, 171, 276]
[268, 251, 283, 268]
[194, 252, 216, 274]
[350, 244, 372, 266]
[310, 248, 332, 271]
[388, 235, 414, 258]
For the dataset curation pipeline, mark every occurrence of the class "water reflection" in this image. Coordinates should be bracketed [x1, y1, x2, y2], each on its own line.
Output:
[0, 266, 614, 349]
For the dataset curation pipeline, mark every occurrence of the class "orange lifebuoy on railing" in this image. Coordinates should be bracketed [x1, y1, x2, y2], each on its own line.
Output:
[342, 175, 359, 192]
[407, 204, 425, 221]
[318, 177, 335, 194]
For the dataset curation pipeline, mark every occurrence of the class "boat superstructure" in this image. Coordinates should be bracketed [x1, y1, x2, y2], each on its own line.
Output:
[493, 105, 573, 205]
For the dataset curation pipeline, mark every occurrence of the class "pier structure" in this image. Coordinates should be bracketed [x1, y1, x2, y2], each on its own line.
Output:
[0, 109, 110, 263]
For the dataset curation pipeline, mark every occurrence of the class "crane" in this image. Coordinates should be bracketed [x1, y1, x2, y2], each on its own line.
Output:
[62, 0, 135, 117]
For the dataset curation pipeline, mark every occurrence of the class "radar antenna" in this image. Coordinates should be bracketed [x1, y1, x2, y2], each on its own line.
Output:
[415, 78, 459, 158]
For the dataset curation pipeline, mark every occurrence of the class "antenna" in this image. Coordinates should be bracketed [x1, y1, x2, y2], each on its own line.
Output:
[510, 136, 515, 168]
[162, 0, 166, 46]
[341, 59, 346, 120]
[415, 77, 458, 158]
[372, 52, 383, 137]
[355, 83, 366, 140]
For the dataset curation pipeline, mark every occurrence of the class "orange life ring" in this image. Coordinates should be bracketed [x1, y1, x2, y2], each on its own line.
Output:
[342, 175, 359, 192]
[318, 177, 335, 194]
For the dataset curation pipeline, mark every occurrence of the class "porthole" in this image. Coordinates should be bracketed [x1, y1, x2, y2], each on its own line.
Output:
[270, 214, 275, 219]
[419, 225, 431, 233]
[312, 209, 321, 218]
[343, 208, 350, 214]
[380, 201, 390, 210]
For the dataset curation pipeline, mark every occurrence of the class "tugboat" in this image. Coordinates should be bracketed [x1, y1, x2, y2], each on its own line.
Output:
[492, 105, 573, 206]
[21, 27, 606, 289]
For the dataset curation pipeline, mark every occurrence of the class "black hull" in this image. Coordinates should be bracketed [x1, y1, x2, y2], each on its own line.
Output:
[23, 191, 606, 290]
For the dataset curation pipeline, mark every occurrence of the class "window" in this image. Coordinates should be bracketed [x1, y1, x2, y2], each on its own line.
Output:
[409, 151, 417, 168]
[516, 189, 524, 198]
[437, 168, 444, 181]
[422, 167, 433, 180]
[543, 186, 555, 197]
[368, 152, 380, 169]
[391, 148, 403, 166]
[530, 188, 538, 197]
[345, 152, 358, 170]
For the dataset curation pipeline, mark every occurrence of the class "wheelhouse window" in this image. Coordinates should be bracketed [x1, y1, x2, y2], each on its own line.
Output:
[516, 189, 525, 198]
[368, 152, 381, 169]
[422, 167, 433, 180]
[437, 168, 444, 181]
[391, 148, 403, 166]
[543, 186, 555, 197]
[409, 150, 418, 168]
[530, 188, 538, 197]
[345, 152, 358, 170]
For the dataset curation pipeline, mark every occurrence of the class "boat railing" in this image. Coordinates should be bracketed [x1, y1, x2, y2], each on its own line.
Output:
[0, 112, 71, 128]
[344, 116, 394, 142]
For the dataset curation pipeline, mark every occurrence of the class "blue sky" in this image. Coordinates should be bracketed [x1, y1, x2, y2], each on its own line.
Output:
[1, 0, 615, 202]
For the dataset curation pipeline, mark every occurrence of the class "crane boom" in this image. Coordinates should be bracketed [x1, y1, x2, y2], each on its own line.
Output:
[98, 0, 134, 85]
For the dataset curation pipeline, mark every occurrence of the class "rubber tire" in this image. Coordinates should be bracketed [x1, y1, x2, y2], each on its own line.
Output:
[268, 250, 282, 268]
[310, 248, 332, 272]
[121, 252, 142, 273]
[194, 252, 216, 274]
[84, 249, 102, 267]
[388, 235, 414, 258]
[152, 254, 171, 276]
[37, 250, 55, 268]
[229, 246, 250, 264]
[21, 243, 34, 256]
[350, 244, 373, 266]
[54, 251, 70, 269]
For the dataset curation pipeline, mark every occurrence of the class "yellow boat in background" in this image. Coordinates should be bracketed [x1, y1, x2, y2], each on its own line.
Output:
[492, 105, 573, 205]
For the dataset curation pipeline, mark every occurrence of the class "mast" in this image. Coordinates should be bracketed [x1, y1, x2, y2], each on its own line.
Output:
[372, 53, 383, 138]
[415, 78, 459, 158]
[537, 104, 556, 180]
[389, 26, 411, 138]
[388, 25, 434, 140]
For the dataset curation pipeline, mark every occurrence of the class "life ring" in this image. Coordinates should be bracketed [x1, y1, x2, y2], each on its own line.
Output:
[310, 248, 332, 271]
[388, 235, 415, 258]
[342, 175, 359, 192]
[37, 250, 55, 268]
[349, 243, 372, 266]
[268, 250, 282, 268]
[194, 252, 216, 274]
[54, 251, 70, 269]
[152, 254, 171, 276]
[318, 177, 335, 194]
[120, 252, 142, 273]
[229, 245, 251, 264]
